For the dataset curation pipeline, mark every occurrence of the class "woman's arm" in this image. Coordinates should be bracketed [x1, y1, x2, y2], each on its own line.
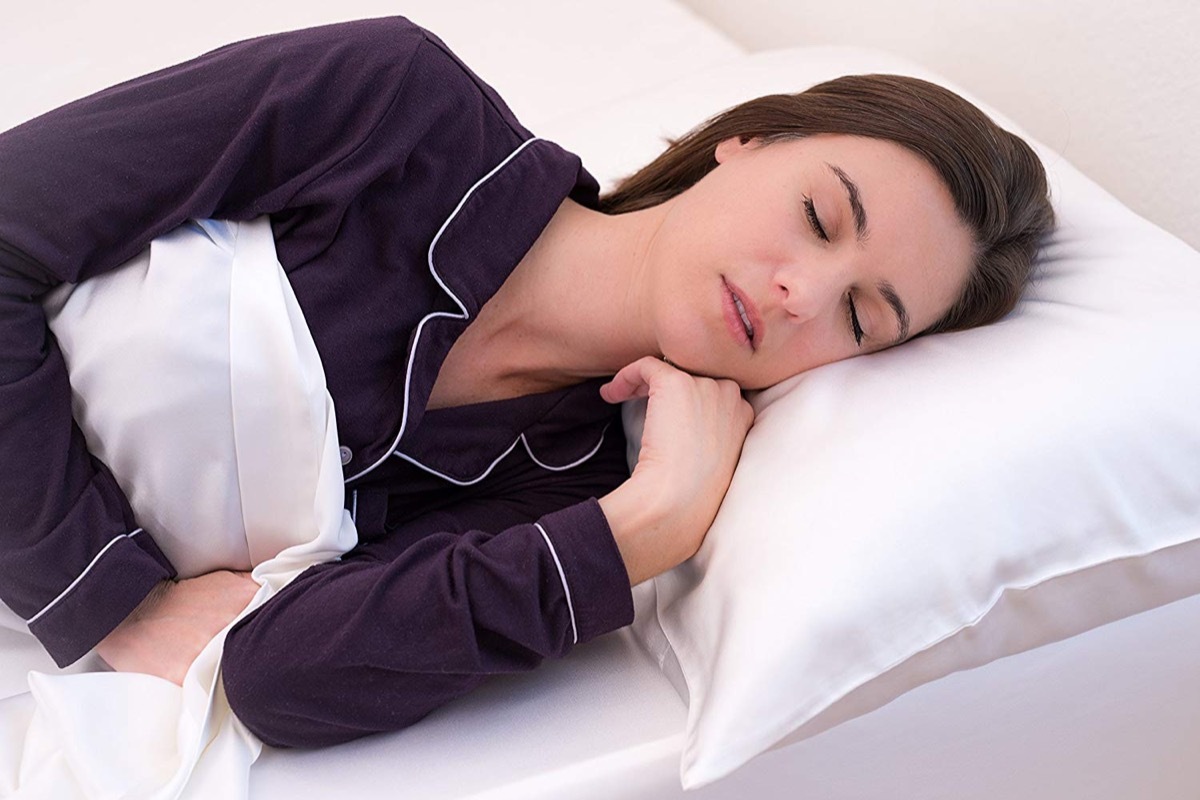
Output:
[95, 570, 260, 686]
[220, 359, 753, 747]
[222, 470, 637, 747]
[0, 17, 428, 667]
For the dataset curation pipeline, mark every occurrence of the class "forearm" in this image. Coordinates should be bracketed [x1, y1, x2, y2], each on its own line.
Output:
[96, 572, 258, 686]
[0, 353, 176, 665]
[221, 499, 634, 748]
[597, 481, 673, 587]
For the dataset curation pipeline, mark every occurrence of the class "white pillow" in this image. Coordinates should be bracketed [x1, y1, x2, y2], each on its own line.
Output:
[42, 218, 351, 578]
[542, 48, 1200, 789]
[25, 217, 358, 798]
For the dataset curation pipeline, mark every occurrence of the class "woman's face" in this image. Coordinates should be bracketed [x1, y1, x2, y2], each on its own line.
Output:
[645, 133, 976, 389]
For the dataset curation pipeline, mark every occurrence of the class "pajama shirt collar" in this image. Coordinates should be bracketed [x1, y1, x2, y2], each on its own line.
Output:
[358, 135, 615, 486]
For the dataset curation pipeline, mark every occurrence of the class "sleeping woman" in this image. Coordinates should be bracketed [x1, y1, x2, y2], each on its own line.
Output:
[0, 15, 1053, 747]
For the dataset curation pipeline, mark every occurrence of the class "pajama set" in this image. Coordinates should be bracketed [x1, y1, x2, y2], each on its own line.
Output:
[0, 16, 636, 747]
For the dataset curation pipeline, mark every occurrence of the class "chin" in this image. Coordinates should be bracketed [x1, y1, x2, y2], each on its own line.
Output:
[738, 376, 772, 392]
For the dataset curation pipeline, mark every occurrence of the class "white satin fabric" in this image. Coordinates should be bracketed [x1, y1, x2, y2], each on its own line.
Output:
[1, 218, 357, 798]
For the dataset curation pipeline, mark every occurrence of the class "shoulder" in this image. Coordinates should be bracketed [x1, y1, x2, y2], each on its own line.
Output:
[199, 16, 428, 66]
[412, 28, 533, 142]
[204, 17, 532, 142]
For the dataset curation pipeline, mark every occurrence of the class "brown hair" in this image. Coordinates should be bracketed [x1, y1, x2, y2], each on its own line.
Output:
[597, 74, 1055, 338]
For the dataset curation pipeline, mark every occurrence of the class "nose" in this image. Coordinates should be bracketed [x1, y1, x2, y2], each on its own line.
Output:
[772, 258, 849, 323]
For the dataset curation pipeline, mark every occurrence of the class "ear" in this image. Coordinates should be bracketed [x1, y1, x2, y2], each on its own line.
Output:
[714, 135, 760, 165]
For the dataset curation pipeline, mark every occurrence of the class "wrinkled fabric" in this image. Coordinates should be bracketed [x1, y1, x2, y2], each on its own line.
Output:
[1, 218, 357, 799]
[0, 17, 625, 672]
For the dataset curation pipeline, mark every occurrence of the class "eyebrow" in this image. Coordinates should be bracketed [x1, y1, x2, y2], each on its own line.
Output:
[825, 162, 910, 346]
[825, 162, 869, 243]
[877, 280, 911, 345]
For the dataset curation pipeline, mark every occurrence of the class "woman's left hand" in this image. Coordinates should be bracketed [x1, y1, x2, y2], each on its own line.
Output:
[95, 569, 261, 686]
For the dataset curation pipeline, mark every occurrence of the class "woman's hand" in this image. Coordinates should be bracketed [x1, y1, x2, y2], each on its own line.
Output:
[95, 569, 261, 686]
[598, 356, 755, 585]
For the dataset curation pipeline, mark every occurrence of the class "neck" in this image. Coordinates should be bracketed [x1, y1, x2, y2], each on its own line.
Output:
[475, 197, 671, 388]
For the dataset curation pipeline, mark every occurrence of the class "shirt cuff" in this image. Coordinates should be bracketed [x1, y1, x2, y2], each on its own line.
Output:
[534, 497, 634, 646]
[27, 528, 176, 667]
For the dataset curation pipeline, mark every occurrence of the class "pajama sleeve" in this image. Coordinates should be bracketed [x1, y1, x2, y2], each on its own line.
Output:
[220, 459, 636, 748]
[0, 17, 432, 666]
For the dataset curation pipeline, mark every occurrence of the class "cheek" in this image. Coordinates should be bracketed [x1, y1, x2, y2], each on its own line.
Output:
[647, 255, 708, 350]
[760, 324, 850, 386]
[750, 214, 812, 278]
[685, 186, 766, 258]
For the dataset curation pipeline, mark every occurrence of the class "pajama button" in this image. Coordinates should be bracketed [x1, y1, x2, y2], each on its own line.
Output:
[339, 446, 353, 465]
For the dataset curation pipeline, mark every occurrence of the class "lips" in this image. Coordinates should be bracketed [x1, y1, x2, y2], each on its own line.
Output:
[722, 276, 761, 351]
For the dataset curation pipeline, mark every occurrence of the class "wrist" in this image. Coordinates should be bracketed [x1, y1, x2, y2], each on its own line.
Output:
[129, 579, 173, 623]
[598, 480, 671, 586]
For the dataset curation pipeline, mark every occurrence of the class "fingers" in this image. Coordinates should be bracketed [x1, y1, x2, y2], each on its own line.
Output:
[721, 380, 756, 430]
[600, 356, 680, 404]
[600, 357, 753, 424]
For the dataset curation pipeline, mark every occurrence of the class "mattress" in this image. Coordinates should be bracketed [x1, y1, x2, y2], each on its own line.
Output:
[252, 592, 1200, 799]
[3, 589, 1199, 799]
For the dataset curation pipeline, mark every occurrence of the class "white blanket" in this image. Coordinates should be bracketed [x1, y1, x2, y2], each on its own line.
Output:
[1, 218, 358, 798]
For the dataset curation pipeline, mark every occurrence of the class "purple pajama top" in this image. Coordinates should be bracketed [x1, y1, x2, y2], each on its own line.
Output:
[0, 16, 636, 745]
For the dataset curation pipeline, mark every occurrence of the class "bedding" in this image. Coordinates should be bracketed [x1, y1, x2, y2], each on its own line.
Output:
[0, 217, 358, 798]
[541, 46, 1200, 788]
[5, 559, 1199, 799]
[242, 592, 1200, 800]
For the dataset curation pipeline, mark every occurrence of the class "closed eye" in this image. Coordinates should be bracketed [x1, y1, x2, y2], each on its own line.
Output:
[803, 196, 829, 242]
[847, 293, 864, 347]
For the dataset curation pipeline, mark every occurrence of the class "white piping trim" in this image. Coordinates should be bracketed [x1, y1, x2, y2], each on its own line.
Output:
[351, 489, 359, 523]
[27, 528, 144, 625]
[522, 424, 610, 472]
[344, 136, 544, 484]
[390, 424, 609, 486]
[392, 435, 525, 487]
[534, 522, 578, 645]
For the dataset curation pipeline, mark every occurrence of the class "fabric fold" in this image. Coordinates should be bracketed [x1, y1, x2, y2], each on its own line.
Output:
[3, 217, 357, 799]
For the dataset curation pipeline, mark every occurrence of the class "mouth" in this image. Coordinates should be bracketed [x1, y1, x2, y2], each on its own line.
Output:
[721, 276, 760, 351]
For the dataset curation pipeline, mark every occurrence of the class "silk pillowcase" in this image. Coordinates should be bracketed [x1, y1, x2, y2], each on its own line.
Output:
[41, 218, 355, 579]
[542, 48, 1200, 789]
[24, 217, 357, 799]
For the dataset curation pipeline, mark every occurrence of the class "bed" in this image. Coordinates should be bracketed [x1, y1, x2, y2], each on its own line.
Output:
[2, 2, 1198, 798]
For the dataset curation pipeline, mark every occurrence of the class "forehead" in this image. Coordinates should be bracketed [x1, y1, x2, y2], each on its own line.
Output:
[768, 133, 974, 326]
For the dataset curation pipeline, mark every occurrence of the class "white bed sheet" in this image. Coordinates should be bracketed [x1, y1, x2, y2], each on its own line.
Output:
[0, 0, 745, 137]
[4, 589, 1199, 798]
[234, 589, 1200, 800]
